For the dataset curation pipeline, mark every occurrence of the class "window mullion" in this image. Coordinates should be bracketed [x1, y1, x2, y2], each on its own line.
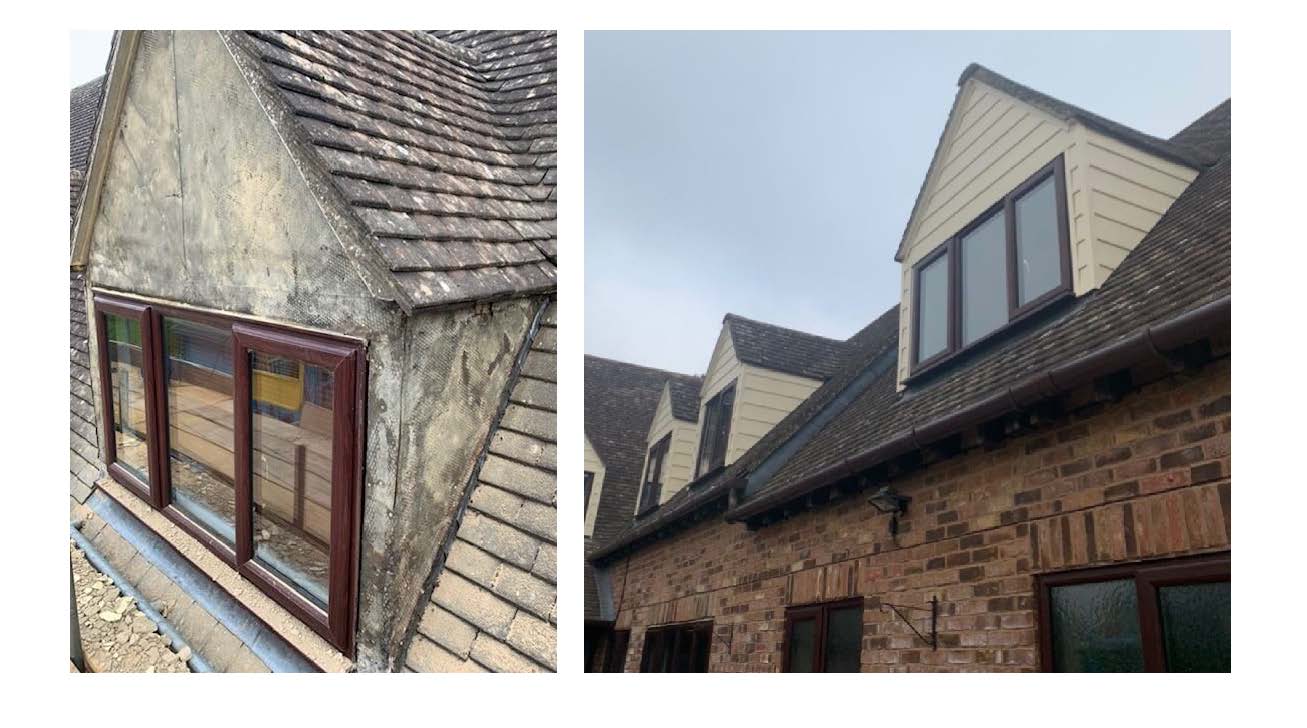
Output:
[233, 337, 254, 565]
[1005, 195, 1019, 321]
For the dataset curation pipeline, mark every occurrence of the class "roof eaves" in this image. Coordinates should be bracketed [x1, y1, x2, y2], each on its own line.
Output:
[728, 295, 1230, 523]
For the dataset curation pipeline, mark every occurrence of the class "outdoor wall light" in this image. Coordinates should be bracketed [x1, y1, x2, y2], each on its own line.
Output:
[868, 485, 911, 538]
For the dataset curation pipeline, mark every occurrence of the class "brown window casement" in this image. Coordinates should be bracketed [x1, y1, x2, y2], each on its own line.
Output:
[1036, 553, 1230, 672]
[911, 155, 1072, 375]
[637, 434, 671, 514]
[584, 471, 594, 514]
[782, 598, 865, 672]
[603, 629, 631, 673]
[92, 293, 366, 655]
[694, 383, 736, 478]
[639, 621, 713, 672]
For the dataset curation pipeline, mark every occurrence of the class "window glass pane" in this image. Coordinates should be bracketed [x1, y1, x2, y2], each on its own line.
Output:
[163, 318, 235, 545]
[960, 210, 1008, 345]
[1160, 582, 1231, 672]
[251, 353, 334, 609]
[1015, 175, 1062, 304]
[787, 618, 816, 672]
[105, 314, 149, 482]
[824, 606, 864, 672]
[916, 252, 949, 361]
[1050, 579, 1144, 672]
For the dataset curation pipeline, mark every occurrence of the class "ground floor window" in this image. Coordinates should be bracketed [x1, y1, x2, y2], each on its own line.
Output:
[603, 629, 630, 672]
[783, 597, 864, 672]
[640, 621, 713, 672]
[92, 292, 366, 655]
[1037, 552, 1230, 672]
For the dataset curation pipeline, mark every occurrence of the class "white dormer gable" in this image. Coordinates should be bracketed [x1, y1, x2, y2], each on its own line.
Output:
[895, 68, 1203, 389]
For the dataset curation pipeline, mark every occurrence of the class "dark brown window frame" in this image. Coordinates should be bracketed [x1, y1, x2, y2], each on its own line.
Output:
[92, 292, 367, 656]
[584, 471, 595, 516]
[639, 620, 714, 673]
[693, 382, 736, 479]
[637, 433, 672, 514]
[1035, 552, 1230, 672]
[603, 629, 631, 673]
[781, 596, 865, 672]
[909, 155, 1072, 378]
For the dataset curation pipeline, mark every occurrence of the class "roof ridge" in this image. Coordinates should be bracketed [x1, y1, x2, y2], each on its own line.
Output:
[959, 63, 1216, 169]
[583, 353, 699, 381]
[722, 312, 846, 344]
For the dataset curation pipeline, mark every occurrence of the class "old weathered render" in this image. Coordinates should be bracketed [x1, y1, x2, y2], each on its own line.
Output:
[585, 65, 1230, 672]
[70, 30, 556, 672]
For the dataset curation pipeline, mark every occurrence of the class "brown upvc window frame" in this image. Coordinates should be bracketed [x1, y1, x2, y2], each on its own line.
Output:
[1035, 552, 1230, 672]
[94, 296, 162, 507]
[637, 433, 671, 514]
[639, 620, 714, 673]
[91, 292, 367, 656]
[584, 471, 595, 515]
[693, 382, 736, 479]
[781, 596, 865, 672]
[909, 155, 1072, 378]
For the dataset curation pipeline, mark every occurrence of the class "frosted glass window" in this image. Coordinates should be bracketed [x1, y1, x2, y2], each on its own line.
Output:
[1050, 579, 1145, 672]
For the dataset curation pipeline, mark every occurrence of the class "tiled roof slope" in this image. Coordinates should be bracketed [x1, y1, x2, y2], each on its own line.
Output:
[590, 305, 901, 559]
[667, 373, 704, 422]
[70, 76, 105, 172]
[725, 314, 848, 381]
[239, 30, 556, 310]
[71, 76, 108, 503]
[406, 300, 557, 672]
[756, 100, 1231, 505]
[584, 356, 695, 547]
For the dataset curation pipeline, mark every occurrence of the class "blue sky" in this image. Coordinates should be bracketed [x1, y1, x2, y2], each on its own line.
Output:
[585, 31, 1230, 374]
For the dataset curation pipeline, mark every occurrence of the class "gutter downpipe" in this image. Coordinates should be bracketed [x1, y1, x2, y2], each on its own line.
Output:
[70, 524, 215, 673]
[727, 295, 1230, 522]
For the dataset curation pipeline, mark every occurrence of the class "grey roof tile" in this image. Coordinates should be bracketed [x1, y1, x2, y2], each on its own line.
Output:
[725, 314, 848, 380]
[239, 30, 556, 309]
[407, 301, 556, 671]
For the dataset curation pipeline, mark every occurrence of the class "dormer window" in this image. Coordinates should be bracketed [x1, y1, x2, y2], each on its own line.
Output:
[638, 434, 671, 514]
[911, 155, 1071, 373]
[694, 382, 736, 478]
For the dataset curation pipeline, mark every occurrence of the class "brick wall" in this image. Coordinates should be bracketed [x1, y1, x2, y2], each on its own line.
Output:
[605, 358, 1231, 672]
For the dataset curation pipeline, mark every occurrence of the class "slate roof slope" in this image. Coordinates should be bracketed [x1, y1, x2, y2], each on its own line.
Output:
[590, 305, 901, 560]
[70, 76, 105, 172]
[406, 300, 556, 672]
[725, 314, 848, 380]
[584, 356, 696, 547]
[237, 30, 556, 310]
[753, 101, 1231, 508]
[896, 63, 1216, 261]
[667, 373, 704, 422]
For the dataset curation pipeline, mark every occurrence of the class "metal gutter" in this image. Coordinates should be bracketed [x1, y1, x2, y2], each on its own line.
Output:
[70, 522, 216, 673]
[727, 295, 1231, 522]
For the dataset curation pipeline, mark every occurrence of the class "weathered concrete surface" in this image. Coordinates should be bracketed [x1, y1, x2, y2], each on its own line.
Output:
[83, 31, 544, 671]
[365, 298, 537, 670]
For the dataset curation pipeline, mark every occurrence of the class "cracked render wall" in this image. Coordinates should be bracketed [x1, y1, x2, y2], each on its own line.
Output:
[83, 30, 536, 670]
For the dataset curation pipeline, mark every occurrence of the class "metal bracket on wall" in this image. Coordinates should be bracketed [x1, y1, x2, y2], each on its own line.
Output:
[880, 595, 938, 650]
